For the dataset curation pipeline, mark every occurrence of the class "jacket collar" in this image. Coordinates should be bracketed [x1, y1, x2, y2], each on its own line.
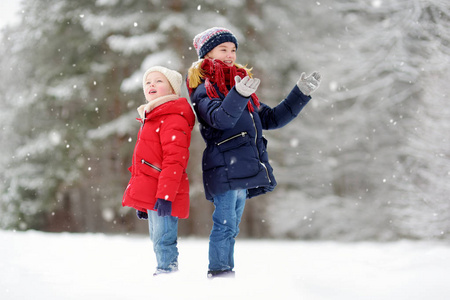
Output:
[137, 94, 179, 119]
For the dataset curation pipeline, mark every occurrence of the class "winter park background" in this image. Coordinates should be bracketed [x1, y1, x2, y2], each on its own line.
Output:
[0, 0, 449, 299]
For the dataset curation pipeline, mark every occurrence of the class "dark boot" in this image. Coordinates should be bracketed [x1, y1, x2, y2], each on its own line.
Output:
[207, 270, 235, 279]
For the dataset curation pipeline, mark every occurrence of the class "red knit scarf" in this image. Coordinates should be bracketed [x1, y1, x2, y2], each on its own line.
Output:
[192, 59, 260, 112]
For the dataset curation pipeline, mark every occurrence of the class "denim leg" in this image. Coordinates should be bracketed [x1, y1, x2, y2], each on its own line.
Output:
[208, 189, 247, 271]
[148, 210, 179, 272]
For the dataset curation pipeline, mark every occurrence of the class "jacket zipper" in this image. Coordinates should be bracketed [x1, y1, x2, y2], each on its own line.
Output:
[249, 112, 271, 183]
[131, 122, 144, 175]
[141, 159, 162, 172]
[216, 132, 248, 146]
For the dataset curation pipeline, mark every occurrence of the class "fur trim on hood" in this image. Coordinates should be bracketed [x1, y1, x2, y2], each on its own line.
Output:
[137, 94, 179, 119]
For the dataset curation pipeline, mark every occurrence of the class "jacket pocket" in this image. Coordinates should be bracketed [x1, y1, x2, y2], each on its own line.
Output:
[139, 159, 162, 178]
[216, 132, 260, 179]
[216, 132, 248, 150]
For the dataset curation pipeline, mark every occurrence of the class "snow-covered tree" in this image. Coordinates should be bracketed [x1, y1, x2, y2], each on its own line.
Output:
[266, 0, 450, 240]
[0, 0, 142, 231]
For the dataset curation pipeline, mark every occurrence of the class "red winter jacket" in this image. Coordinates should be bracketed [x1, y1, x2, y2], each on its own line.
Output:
[122, 95, 195, 219]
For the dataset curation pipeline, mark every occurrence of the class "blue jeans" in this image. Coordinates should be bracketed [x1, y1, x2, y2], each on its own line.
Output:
[208, 189, 247, 272]
[147, 210, 179, 272]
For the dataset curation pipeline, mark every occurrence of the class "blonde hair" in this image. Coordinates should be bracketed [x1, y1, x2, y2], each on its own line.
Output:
[187, 59, 253, 89]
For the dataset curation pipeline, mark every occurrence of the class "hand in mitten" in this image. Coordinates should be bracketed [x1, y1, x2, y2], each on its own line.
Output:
[235, 76, 261, 97]
[154, 198, 172, 217]
[296, 71, 321, 95]
[136, 210, 148, 220]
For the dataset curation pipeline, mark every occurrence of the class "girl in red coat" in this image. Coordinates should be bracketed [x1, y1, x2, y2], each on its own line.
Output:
[123, 66, 195, 275]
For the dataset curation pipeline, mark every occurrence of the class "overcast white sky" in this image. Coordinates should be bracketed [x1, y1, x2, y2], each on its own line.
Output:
[0, 1, 22, 29]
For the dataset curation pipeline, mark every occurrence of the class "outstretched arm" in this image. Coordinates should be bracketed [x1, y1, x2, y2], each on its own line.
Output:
[259, 71, 322, 130]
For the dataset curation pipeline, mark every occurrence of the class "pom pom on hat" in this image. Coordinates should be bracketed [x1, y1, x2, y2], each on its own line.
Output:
[142, 66, 182, 96]
[193, 27, 238, 59]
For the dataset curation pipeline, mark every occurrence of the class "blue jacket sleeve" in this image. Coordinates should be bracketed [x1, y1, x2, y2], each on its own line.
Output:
[259, 85, 311, 130]
[192, 84, 249, 130]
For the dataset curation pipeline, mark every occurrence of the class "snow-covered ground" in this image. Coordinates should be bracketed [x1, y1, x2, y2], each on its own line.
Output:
[1, 230, 449, 300]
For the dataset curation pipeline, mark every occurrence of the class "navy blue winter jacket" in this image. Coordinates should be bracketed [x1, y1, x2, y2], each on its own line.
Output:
[190, 82, 311, 201]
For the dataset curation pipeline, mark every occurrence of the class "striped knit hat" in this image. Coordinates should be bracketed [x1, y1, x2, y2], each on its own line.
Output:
[193, 27, 238, 59]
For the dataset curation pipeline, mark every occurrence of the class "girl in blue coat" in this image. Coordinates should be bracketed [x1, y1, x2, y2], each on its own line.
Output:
[187, 27, 321, 278]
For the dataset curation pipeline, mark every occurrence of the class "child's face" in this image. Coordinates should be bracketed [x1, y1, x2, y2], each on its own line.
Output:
[143, 72, 174, 102]
[205, 42, 236, 67]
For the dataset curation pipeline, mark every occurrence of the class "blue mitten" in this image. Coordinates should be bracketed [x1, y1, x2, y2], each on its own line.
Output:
[154, 198, 172, 217]
[136, 210, 148, 220]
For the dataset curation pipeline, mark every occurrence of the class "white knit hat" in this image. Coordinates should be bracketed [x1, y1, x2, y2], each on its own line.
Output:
[142, 66, 182, 96]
